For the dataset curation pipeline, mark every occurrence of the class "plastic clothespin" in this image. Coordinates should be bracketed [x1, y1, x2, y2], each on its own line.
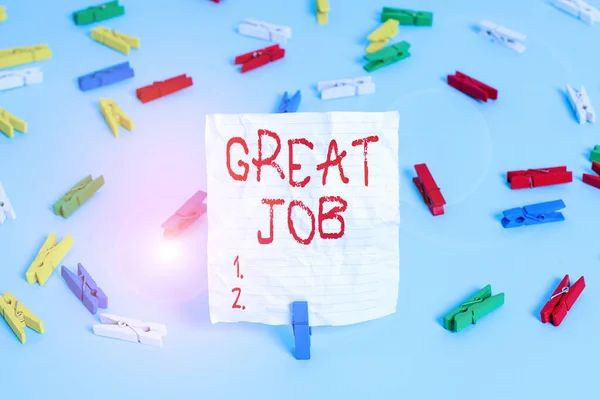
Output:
[235, 44, 285, 73]
[78, 62, 134, 91]
[277, 90, 301, 113]
[0, 67, 43, 92]
[61, 263, 108, 314]
[93, 313, 167, 347]
[90, 26, 139, 55]
[0, 292, 44, 343]
[550, 0, 600, 24]
[566, 85, 595, 124]
[443, 285, 504, 332]
[53, 175, 105, 219]
[161, 190, 207, 238]
[366, 19, 399, 54]
[99, 99, 133, 137]
[381, 7, 433, 26]
[237, 20, 292, 44]
[73, 1, 124, 25]
[501, 199, 565, 228]
[413, 163, 446, 216]
[477, 20, 526, 53]
[136, 74, 193, 103]
[447, 71, 497, 102]
[316, 0, 329, 24]
[291, 301, 311, 360]
[507, 166, 572, 189]
[0, 107, 27, 138]
[26, 233, 74, 286]
[583, 161, 600, 189]
[540, 275, 585, 326]
[0, 44, 52, 69]
[0, 181, 16, 224]
[318, 76, 375, 100]
[363, 41, 410, 72]
[0, 6, 6, 22]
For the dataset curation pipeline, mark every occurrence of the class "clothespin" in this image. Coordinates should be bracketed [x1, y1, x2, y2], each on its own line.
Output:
[235, 44, 285, 73]
[447, 71, 497, 102]
[541, 275, 585, 326]
[317, 76, 375, 100]
[316, 0, 329, 24]
[477, 20, 526, 53]
[277, 90, 301, 113]
[73, 1, 124, 25]
[363, 41, 410, 72]
[0, 181, 16, 224]
[99, 99, 133, 137]
[210, 0, 221, 3]
[78, 62, 134, 91]
[161, 190, 207, 238]
[93, 313, 167, 347]
[550, 0, 600, 24]
[0, 292, 44, 343]
[237, 20, 292, 44]
[381, 7, 433, 26]
[0, 67, 43, 92]
[136, 74, 193, 103]
[0, 6, 6, 22]
[582, 161, 600, 189]
[507, 166, 572, 189]
[501, 199, 565, 228]
[53, 175, 105, 219]
[443, 285, 504, 332]
[412, 163, 446, 216]
[61, 263, 108, 314]
[566, 84, 595, 124]
[366, 19, 399, 54]
[91, 27, 139, 55]
[26, 233, 74, 286]
[0, 107, 27, 138]
[590, 145, 600, 163]
[291, 301, 311, 360]
[0, 44, 52, 69]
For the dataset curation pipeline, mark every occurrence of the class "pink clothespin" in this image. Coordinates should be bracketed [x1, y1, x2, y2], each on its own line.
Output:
[161, 190, 207, 238]
[61, 263, 108, 314]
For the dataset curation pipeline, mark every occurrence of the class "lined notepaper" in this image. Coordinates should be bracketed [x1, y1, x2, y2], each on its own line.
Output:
[205, 112, 400, 326]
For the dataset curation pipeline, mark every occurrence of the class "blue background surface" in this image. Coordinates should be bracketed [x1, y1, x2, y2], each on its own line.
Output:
[1, 0, 599, 399]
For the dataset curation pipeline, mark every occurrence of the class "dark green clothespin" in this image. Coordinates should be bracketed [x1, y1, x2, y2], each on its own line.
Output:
[363, 41, 411, 72]
[73, 1, 125, 26]
[53, 175, 105, 218]
[443, 285, 504, 332]
[381, 7, 433, 26]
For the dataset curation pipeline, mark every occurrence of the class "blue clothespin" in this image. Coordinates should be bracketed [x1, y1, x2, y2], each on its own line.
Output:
[277, 90, 301, 113]
[61, 263, 108, 314]
[501, 199, 565, 228]
[77, 61, 134, 91]
[291, 301, 311, 360]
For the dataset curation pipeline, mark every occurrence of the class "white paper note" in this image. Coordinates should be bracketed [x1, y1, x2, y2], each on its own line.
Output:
[205, 112, 400, 326]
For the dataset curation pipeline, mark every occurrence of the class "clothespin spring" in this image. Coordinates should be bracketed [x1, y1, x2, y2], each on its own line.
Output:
[550, 286, 570, 300]
[62, 182, 87, 202]
[460, 297, 484, 309]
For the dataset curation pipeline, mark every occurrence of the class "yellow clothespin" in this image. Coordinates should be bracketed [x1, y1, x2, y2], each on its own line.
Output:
[99, 99, 133, 137]
[0, 107, 27, 138]
[366, 19, 399, 54]
[26, 233, 74, 286]
[0, 44, 52, 69]
[90, 27, 140, 55]
[316, 0, 329, 24]
[0, 6, 7, 22]
[0, 292, 44, 343]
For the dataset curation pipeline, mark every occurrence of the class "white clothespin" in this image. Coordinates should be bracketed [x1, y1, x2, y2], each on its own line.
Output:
[551, 0, 600, 24]
[93, 313, 167, 347]
[0, 182, 16, 224]
[0, 67, 43, 92]
[567, 85, 596, 124]
[317, 76, 375, 100]
[238, 19, 292, 43]
[477, 20, 526, 53]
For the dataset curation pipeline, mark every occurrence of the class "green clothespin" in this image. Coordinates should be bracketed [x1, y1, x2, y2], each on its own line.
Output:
[590, 145, 600, 163]
[363, 41, 411, 72]
[73, 1, 125, 26]
[53, 175, 105, 219]
[381, 7, 433, 26]
[443, 285, 504, 332]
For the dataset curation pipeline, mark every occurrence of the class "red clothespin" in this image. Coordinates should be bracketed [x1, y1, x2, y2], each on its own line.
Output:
[412, 163, 446, 216]
[507, 166, 572, 189]
[136, 74, 193, 103]
[211, 0, 220, 2]
[235, 44, 285, 73]
[447, 71, 497, 102]
[161, 190, 207, 238]
[582, 161, 600, 189]
[540, 275, 585, 326]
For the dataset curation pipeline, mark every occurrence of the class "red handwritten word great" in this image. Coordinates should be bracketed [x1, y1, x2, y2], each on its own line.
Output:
[226, 129, 379, 245]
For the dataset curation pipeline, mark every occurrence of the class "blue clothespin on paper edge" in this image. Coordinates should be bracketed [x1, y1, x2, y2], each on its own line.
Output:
[501, 199, 565, 228]
[61, 263, 108, 314]
[77, 61, 134, 91]
[291, 301, 311, 360]
[277, 90, 301, 113]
